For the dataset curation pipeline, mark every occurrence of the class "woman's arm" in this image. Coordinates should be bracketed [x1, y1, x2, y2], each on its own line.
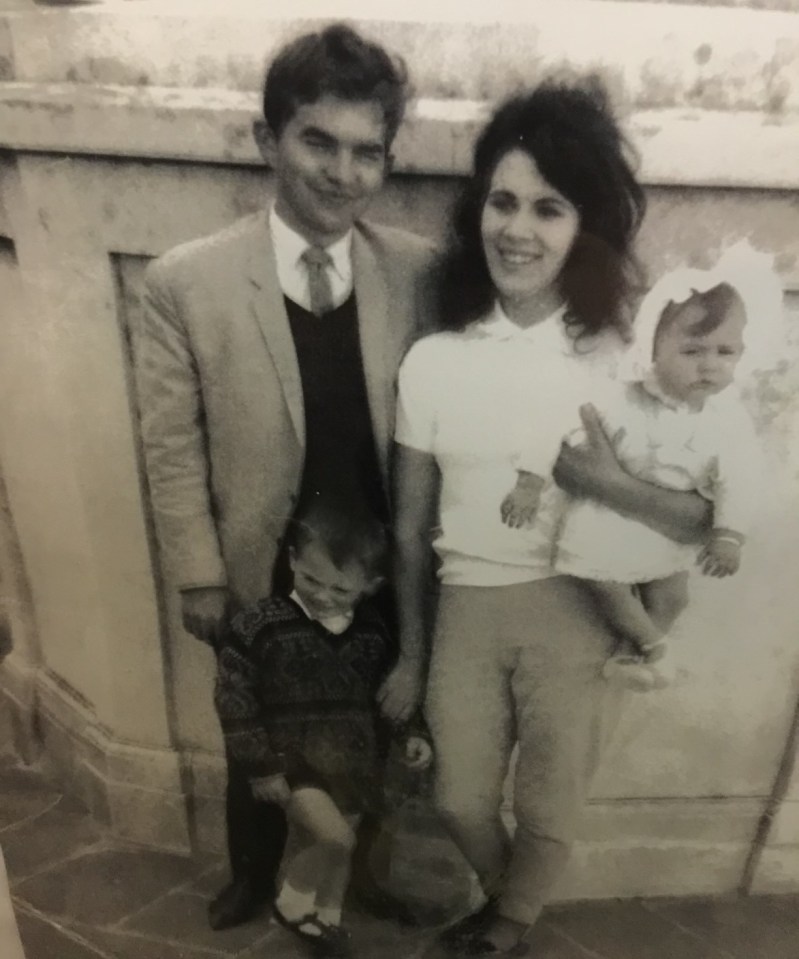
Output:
[377, 443, 440, 724]
[552, 404, 713, 545]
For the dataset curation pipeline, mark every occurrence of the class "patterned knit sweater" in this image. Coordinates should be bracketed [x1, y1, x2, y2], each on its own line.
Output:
[214, 595, 391, 796]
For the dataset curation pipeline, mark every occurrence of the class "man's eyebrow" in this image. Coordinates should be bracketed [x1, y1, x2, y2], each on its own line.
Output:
[301, 125, 337, 142]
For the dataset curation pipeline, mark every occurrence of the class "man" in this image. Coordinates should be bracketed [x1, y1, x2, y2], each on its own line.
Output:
[134, 23, 438, 931]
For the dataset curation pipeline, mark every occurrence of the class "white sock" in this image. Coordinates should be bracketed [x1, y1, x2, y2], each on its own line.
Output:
[275, 882, 317, 923]
[317, 905, 342, 927]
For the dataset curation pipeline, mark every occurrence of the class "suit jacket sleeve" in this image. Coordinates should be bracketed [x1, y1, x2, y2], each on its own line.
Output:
[133, 259, 227, 591]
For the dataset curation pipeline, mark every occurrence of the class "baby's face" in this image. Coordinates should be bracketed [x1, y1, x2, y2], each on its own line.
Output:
[290, 541, 376, 619]
[653, 300, 745, 407]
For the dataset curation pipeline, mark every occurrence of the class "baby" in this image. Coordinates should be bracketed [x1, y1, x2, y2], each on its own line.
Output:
[214, 499, 430, 957]
[502, 248, 778, 691]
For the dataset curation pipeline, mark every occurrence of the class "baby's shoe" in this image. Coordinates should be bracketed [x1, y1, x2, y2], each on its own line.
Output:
[603, 641, 676, 693]
[642, 642, 676, 690]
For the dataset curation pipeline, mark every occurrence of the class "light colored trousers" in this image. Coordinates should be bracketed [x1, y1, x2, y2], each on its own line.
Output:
[425, 576, 619, 926]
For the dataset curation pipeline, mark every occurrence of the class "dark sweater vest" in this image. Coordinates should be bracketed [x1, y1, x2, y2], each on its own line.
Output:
[284, 294, 387, 523]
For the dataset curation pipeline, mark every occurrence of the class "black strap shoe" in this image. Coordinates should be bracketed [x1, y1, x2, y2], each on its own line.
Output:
[273, 906, 353, 958]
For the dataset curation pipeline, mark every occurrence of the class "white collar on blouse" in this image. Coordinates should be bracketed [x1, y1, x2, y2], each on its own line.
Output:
[475, 300, 574, 349]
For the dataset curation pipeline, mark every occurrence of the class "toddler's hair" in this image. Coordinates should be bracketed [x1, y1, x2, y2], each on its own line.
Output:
[289, 497, 388, 578]
[655, 282, 746, 346]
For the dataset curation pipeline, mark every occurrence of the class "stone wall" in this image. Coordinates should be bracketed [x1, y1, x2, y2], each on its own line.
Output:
[0, 1, 798, 900]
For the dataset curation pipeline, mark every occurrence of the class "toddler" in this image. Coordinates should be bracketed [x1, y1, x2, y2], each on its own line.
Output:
[502, 247, 780, 691]
[214, 500, 430, 957]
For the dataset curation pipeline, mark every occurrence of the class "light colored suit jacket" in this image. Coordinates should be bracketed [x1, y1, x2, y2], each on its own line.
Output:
[134, 211, 439, 606]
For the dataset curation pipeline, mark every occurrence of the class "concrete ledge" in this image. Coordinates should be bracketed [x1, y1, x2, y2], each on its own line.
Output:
[1, 83, 798, 188]
[749, 845, 799, 893]
[4, 666, 193, 853]
[5, 3, 799, 111]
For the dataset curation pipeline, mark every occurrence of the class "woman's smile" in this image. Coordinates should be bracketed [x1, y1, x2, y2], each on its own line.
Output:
[481, 149, 579, 324]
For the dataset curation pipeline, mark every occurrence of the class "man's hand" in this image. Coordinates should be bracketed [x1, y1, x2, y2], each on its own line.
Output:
[698, 535, 742, 578]
[377, 654, 424, 725]
[181, 586, 228, 646]
[250, 773, 291, 806]
[500, 471, 545, 528]
[552, 404, 623, 501]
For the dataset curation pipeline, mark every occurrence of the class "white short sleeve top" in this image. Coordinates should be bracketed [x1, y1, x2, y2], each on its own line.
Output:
[395, 303, 623, 586]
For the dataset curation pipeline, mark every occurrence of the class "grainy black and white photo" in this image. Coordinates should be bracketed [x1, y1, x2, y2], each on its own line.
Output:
[0, 2, 798, 958]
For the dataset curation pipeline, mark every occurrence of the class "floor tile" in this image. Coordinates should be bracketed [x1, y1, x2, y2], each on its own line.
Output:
[183, 861, 229, 899]
[3, 794, 103, 882]
[13, 846, 204, 926]
[15, 908, 112, 959]
[548, 898, 732, 959]
[339, 911, 433, 959]
[73, 923, 230, 959]
[120, 888, 274, 954]
[0, 765, 61, 832]
[754, 892, 799, 919]
[649, 895, 799, 959]
[524, 918, 603, 958]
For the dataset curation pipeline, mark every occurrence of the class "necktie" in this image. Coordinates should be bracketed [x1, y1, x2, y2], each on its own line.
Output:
[301, 246, 335, 316]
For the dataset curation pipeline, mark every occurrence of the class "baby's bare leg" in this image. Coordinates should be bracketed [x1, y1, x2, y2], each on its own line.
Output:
[639, 572, 689, 635]
[586, 580, 662, 654]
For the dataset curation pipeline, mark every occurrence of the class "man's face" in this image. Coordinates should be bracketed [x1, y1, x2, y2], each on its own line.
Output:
[256, 95, 390, 246]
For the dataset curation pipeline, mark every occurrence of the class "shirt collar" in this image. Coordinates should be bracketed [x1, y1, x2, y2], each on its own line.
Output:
[269, 205, 352, 282]
[476, 301, 570, 345]
[289, 590, 354, 636]
[640, 371, 701, 412]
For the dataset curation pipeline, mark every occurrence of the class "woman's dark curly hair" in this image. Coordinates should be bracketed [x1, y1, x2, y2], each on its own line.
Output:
[439, 76, 646, 338]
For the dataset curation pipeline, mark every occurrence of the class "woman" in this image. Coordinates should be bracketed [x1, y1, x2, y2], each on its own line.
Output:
[392, 79, 711, 957]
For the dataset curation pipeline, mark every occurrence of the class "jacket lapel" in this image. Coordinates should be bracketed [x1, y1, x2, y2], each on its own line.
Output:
[352, 229, 391, 481]
[245, 214, 305, 446]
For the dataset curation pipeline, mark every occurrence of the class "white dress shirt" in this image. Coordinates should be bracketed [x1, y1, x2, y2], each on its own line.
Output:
[268, 206, 353, 310]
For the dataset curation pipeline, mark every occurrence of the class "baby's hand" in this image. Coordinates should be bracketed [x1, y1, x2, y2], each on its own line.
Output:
[402, 736, 433, 771]
[697, 534, 742, 578]
[250, 773, 291, 806]
[500, 471, 545, 529]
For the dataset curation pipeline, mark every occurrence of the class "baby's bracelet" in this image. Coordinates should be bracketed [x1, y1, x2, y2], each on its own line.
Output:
[711, 534, 743, 546]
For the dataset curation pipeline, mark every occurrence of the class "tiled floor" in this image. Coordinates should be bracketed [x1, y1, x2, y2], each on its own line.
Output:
[2, 751, 798, 959]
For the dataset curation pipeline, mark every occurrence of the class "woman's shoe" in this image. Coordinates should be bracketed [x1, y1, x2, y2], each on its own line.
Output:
[439, 897, 499, 949]
[272, 906, 352, 957]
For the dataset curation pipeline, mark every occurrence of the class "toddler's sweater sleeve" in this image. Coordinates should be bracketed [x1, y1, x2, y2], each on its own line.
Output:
[214, 621, 285, 781]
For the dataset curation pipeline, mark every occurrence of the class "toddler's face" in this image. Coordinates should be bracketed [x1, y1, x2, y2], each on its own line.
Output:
[290, 541, 378, 619]
[653, 299, 745, 407]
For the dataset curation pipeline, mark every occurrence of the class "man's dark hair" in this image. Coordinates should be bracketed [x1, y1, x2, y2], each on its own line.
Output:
[438, 76, 647, 339]
[262, 23, 409, 147]
[289, 497, 388, 578]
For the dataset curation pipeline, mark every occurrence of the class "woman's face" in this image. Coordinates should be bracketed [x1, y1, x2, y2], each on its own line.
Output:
[480, 149, 580, 325]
